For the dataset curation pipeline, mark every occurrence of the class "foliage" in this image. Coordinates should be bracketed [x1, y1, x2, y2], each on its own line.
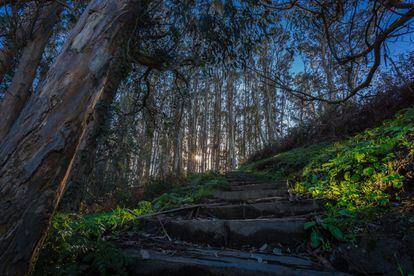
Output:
[294, 107, 414, 210]
[152, 172, 228, 210]
[240, 143, 330, 181]
[36, 172, 226, 274]
[35, 202, 153, 275]
[244, 85, 414, 164]
[242, 107, 414, 248]
[143, 174, 187, 200]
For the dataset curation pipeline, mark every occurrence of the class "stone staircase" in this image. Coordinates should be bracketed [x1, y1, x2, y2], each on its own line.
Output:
[117, 172, 348, 275]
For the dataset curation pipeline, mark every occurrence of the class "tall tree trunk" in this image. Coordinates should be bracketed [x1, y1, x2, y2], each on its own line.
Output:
[0, 3, 62, 141]
[226, 73, 236, 170]
[212, 74, 222, 171]
[186, 73, 199, 173]
[172, 100, 184, 175]
[0, 1, 139, 274]
[59, 63, 126, 212]
[260, 41, 276, 144]
[142, 92, 155, 180]
[200, 85, 209, 172]
[0, 3, 42, 84]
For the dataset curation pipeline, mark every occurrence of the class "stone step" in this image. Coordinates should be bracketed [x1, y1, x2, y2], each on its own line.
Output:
[199, 200, 321, 219]
[227, 179, 276, 185]
[225, 182, 284, 191]
[226, 178, 266, 183]
[226, 171, 252, 176]
[149, 217, 308, 247]
[213, 189, 288, 202]
[124, 246, 346, 275]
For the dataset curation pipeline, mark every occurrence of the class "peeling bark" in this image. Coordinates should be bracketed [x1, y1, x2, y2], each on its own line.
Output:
[0, 0, 139, 275]
[59, 65, 126, 212]
[0, 2, 62, 141]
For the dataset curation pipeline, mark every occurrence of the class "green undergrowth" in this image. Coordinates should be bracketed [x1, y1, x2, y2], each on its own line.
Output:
[152, 172, 227, 210]
[36, 172, 227, 275]
[35, 202, 153, 275]
[241, 107, 414, 248]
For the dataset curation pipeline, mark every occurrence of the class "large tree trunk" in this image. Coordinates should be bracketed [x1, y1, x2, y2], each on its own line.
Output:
[0, 2, 62, 141]
[59, 63, 126, 213]
[0, 1, 139, 275]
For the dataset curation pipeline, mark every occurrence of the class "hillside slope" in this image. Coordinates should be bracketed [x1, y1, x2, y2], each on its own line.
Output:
[35, 108, 414, 275]
[240, 107, 414, 274]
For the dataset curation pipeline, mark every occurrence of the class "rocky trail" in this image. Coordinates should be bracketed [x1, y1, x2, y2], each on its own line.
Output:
[117, 172, 348, 275]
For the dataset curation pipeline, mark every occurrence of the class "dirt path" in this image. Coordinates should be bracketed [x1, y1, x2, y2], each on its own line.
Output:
[117, 172, 348, 275]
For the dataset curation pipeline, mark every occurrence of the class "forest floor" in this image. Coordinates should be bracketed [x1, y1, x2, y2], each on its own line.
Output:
[35, 108, 414, 275]
[117, 171, 344, 275]
[115, 172, 414, 275]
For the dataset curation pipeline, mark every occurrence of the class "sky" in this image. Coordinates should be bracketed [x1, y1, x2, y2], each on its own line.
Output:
[290, 33, 414, 75]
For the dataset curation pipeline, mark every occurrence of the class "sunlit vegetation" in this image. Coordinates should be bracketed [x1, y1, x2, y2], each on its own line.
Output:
[152, 172, 228, 210]
[35, 202, 154, 275]
[1, 0, 414, 274]
[35, 172, 227, 274]
[241, 107, 414, 248]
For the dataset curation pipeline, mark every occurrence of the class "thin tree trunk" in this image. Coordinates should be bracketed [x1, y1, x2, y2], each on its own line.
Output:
[186, 73, 199, 173]
[260, 41, 275, 143]
[212, 74, 222, 171]
[0, 3, 42, 84]
[172, 99, 184, 175]
[0, 3, 62, 141]
[226, 73, 236, 170]
[200, 85, 209, 172]
[0, 1, 139, 274]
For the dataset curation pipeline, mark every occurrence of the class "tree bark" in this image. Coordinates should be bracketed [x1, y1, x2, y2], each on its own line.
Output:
[0, 2, 62, 141]
[0, 1, 139, 274]
[59, 63, 126, 213]
[172, 100, 184, 175]
[186, 73, 199, 173]
[212, 74, 222, 171]
[226, 73, 236, 170]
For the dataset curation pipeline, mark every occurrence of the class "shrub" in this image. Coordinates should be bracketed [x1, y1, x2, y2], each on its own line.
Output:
[35, 202, 153, 275]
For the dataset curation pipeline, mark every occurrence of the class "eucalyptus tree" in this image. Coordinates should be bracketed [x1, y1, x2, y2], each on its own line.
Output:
[0, 1, 269, 274]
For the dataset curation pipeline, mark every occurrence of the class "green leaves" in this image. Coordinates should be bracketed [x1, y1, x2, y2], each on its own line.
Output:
[304, 221, 317, 230]
[322, 223, 344, 241]
[36, 203, 155, 275]
[310, 230, 322, 248]
[362, 167, 375, 176]
[296, 107, 414, 211]
[305, 217, 346, 249]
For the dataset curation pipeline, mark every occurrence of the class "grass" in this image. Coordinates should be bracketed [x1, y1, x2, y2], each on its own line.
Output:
[36, 172, 227, 275]
[240, 107, 414, 248]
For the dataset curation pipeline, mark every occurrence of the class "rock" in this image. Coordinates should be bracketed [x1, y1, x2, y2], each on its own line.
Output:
[162, 217, 307, 247]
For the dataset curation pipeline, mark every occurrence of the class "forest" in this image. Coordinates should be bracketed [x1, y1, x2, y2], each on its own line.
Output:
[0, 0, 414, 275]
